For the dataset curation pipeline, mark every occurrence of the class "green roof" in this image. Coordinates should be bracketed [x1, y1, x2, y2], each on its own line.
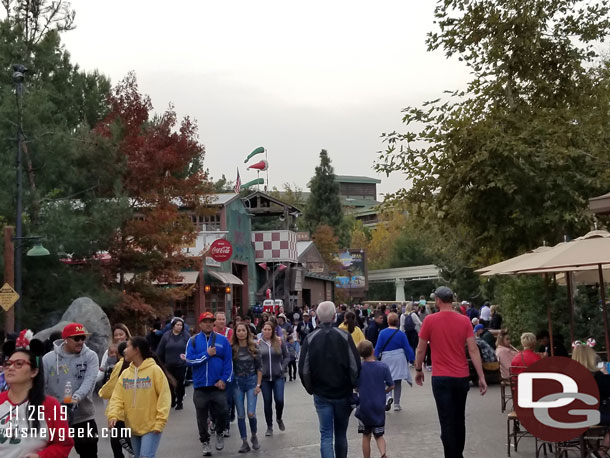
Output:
[334, 175, 381, 184]
[341, 197, 381, 208]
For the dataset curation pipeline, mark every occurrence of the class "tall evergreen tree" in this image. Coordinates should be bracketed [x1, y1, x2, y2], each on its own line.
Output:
[304, 150, 343, 235]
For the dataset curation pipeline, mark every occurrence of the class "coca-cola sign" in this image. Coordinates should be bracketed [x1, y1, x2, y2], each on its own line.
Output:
[209, 239, 233, 262]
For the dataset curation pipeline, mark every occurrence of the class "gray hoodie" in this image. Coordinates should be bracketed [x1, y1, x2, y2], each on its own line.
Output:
[43, 339, 99, 424]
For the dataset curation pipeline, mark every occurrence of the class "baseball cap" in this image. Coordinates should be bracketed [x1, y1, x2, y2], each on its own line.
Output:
[62, 323, 90, 339]
[278, 313, 287, 319]
[461, 300, 469, 305]
[433, 286, 454, 303]
[199, 312, 215, 322]
[474, 324, 485, 333]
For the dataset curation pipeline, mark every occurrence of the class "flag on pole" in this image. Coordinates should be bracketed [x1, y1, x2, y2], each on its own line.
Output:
[244, 146, 265, 163]
[234, 168, 241, 193]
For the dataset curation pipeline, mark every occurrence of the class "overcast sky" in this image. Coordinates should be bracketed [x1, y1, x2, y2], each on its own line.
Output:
[62, 0, 470, 197]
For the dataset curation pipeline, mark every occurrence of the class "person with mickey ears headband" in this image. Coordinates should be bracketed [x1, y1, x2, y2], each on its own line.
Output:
[42, 323, 99, 458]
[186, 311, 234, 456]
[1, 329, 74, 457]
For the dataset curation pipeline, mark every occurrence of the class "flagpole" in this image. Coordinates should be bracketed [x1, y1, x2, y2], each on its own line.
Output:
[265, 148, 269, 192]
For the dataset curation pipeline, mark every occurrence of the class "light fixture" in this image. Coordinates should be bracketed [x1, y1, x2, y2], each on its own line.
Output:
[204, 285, 211, 293]
[26, 243, 50, 257]
[225, 286, 231, 294]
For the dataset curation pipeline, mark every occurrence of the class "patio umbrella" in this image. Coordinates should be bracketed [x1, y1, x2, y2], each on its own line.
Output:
[478, 246, 562, 355]
[477, 246, 552, 276]
[556, 267, 610, 286]
[513, 230, 610, 354]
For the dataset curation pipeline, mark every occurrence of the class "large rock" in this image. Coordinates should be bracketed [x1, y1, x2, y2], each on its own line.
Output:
[34, 297, 111, 360]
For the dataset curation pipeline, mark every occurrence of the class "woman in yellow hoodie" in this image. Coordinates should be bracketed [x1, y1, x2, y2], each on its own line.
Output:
[339, 311, 366, 346]
[108, 337, 172, 458]
[99, 341, 133, 458]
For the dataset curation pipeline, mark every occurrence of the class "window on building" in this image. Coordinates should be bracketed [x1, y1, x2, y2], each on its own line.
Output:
[191, 213, 221, 231]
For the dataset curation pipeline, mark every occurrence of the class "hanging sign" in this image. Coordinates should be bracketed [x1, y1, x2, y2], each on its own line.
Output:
[210, 239, 233, 263]
[0, 283, 19, 312]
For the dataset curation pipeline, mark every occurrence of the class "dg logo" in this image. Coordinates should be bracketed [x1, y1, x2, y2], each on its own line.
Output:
[515, 356, 600, 442]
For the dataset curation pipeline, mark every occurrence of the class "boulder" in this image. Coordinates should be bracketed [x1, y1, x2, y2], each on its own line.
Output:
[34, 297, 111, 360]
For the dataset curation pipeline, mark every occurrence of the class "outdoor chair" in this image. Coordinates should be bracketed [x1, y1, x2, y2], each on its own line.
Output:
[501, 377, 512, 413]
[507, 366, 550, 457]
[578, 425, 610, 458]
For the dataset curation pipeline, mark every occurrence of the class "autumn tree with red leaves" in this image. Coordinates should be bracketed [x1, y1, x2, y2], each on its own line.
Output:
[93, 73, 212, 325]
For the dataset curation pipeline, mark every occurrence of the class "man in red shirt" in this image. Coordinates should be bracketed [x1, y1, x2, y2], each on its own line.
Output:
[414, 286, 487, 458]
[214, 311, 233, 340]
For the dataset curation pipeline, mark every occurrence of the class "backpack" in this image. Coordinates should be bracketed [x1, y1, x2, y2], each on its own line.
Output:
[404, 313, 416, 332]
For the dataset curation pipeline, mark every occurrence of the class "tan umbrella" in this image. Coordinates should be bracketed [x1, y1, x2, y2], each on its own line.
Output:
[556, 267, 610, 286]
[514, 230, 610, 272]
[478, 246, 564, 354]
[476, 231, 610, 354]
[513, 230, 610, 354]
[477, 246, 552, 276]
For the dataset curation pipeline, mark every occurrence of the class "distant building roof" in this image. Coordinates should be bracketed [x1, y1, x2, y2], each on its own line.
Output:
[335, 175, 381, 184]
[590, 192, 610, 215]
[209, 193, 240, 206]
[297, 241, 313, 257]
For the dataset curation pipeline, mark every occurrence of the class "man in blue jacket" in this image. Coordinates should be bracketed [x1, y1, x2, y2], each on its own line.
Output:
[186, 311, 233, 456]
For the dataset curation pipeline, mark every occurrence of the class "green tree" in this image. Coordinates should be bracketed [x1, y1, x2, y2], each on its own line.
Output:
[311, 224, 340, 272]
[376, 0, 610, 264]
[0, 4, 114, 327]
[269, 183, 305, 210]
[305, 150, 343, 235]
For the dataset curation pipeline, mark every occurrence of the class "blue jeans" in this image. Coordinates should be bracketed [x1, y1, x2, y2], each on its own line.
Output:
[260, 377, 285, 427]
[225, 379, 235, 431]
[431, 376, 470, 458]
[131, 431, 162, 458]
[234, 374, 259, 439]
[313, 394, 353, 458]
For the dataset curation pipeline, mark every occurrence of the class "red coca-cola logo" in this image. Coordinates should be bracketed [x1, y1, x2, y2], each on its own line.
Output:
[210, 239, 233, 262]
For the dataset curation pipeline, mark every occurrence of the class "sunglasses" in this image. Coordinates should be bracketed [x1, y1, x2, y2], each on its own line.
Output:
[3, 359, 31, 369]
[69, 335, 87, 342]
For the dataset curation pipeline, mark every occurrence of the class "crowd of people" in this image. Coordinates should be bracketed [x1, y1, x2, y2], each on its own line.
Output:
[0, 290, 607, 458]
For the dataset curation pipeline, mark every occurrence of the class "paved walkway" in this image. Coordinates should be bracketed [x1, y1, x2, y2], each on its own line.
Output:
[76, 372, 538, 458]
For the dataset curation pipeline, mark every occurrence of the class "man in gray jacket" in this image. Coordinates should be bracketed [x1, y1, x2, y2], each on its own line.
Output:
[43, 322, 99, 457]
[299, 301, 360, 458]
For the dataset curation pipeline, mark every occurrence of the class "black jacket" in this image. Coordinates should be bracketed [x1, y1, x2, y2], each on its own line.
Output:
[298, 323, 361, 399]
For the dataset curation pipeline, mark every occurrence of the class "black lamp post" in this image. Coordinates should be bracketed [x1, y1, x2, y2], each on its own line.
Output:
[13, 64, 26, 330]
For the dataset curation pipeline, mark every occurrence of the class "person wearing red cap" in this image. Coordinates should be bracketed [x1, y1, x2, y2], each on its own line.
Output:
[186, 312, 234, 456]
[43, 323, 99, 458]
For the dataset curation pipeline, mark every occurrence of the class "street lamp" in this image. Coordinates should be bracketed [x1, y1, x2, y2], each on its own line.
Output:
[13, 64, 27, 331]
[9, 64, 50, 331]
[4, 228, 50, 333]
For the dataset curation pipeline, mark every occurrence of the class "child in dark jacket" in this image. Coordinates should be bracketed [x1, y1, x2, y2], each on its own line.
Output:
[356, 340, 394, 458]
[286, 335, 298, 381]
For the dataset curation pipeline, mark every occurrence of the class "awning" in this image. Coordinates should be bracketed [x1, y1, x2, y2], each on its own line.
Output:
[209, 271, 244, 285]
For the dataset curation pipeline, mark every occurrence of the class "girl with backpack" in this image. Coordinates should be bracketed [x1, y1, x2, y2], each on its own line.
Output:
[401, 303, 422, 353]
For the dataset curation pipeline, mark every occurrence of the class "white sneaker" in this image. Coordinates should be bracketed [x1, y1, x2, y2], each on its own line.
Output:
[394, 404, 402, 411]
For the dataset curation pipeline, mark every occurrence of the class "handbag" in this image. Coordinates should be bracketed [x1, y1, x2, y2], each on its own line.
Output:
[377, 328, 400, 361]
